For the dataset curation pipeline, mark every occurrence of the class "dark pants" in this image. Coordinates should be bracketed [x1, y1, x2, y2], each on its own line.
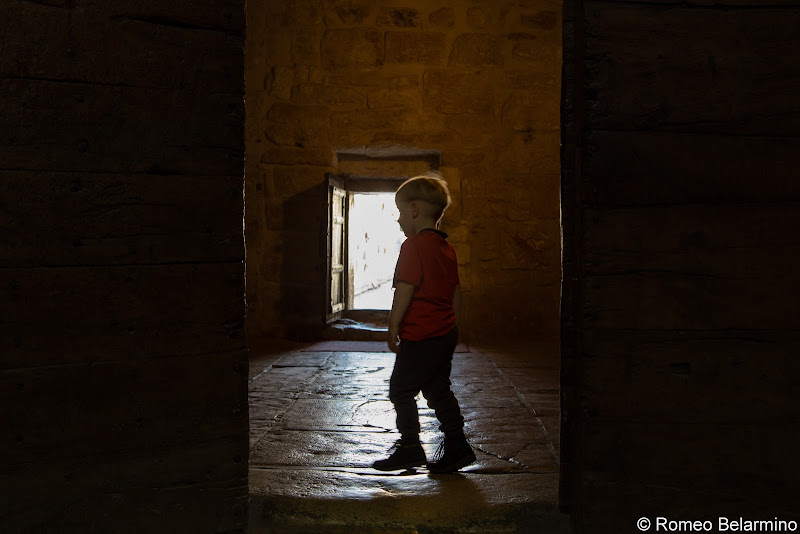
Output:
[389, 326, 465, 442]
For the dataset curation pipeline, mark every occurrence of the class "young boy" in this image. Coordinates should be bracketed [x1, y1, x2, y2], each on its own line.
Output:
[372, 174, 476, 473]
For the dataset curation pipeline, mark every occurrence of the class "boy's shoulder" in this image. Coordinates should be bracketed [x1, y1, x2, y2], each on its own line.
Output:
[405, 229, 449, 247]
[416, 228, 449, 242]
[403, 230, 455, 258]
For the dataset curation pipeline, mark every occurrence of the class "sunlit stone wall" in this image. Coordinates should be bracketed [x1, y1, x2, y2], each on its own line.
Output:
[246, 0, 562, 342]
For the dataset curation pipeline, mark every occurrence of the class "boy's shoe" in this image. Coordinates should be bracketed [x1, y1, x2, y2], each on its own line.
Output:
[372, 439, 427, 471]
[427, 435, 476, 473]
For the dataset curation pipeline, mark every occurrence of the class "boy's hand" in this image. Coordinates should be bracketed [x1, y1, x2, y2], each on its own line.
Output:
[388, 281, 415, 354]
[388, 326, 400, 353]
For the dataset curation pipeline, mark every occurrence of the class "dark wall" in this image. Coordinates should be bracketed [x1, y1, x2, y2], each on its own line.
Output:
[1, 1, 248, 531]
[562, 0, 800, 531]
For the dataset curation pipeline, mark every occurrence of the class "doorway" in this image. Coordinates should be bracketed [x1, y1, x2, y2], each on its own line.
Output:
[349, 192, 405, 310]
[326, 175, 408, 323]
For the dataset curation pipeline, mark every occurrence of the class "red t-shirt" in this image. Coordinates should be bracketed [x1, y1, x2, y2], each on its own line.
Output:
[393, 229, 460, 341]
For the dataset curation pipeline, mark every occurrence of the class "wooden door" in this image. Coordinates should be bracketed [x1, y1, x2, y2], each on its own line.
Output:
[327, 174, 346, 322]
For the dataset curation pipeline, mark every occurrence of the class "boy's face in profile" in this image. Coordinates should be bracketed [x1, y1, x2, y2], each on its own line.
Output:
[396, 200, 414, 237]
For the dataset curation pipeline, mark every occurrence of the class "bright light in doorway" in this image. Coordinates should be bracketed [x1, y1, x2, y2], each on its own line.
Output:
[350, 193, 406, 310]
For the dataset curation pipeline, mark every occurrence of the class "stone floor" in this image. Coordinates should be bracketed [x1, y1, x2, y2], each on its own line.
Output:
[247, 338, 569, 533]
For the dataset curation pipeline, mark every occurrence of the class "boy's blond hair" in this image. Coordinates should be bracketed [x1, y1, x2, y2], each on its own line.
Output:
[395, 173, 452, 220]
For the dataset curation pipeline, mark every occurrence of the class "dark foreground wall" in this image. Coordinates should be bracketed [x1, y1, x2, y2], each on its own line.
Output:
[562, 0, 800, 531]
[1, 2, 248, 531]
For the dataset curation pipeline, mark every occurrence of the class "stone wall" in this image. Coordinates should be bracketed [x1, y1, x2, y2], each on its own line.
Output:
[1, 1, 248, 530]
[246, 0, 562, 342]
[561, 0, 800, 530]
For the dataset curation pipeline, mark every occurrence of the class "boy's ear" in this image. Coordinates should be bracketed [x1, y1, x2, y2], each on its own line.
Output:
[409, 200, 420, 218]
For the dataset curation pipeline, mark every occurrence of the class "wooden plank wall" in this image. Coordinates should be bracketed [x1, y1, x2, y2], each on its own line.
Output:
[1, 1, 248, 531]
[562, 0, 800, 531]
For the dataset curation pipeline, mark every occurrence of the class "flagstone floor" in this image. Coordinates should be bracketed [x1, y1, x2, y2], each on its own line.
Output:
[247, 338, 568, 533]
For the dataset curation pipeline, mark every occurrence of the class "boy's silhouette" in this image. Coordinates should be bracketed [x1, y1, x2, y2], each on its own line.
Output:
[373, 174, 476, 473]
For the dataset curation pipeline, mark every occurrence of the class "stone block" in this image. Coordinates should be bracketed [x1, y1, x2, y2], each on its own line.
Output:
[482, 271, 561, 299]
[440, 166, 461, 195]
[337, 159, 430, 177]
[508, 32, 537, 41]
[248, 169, 274, 202]
[452, 242, 471, 265]
[282, 243, 326, 288]
[459, 165, 511, 219]
[263, 28, 292, 65]
[511, 173, 560, 220]
[429, 7, 455, 28]
[370, 130, 457, 148]
[500, 220, 560, 270]
[291, 84, 366, 108]
[334, 130, 375, 147]
[3, 78, 242, 175]
[444, 115, 501, 147]
[7, 2, 246, 90]
[495, 131, 560, 175]
[367, 76, 421, 109]
[460, 165, 503, 200]
[385, 32, 446, 65]
[322, 29, 383, 70]
[293, 64, 312, 84]
[291, 28, 321, 65]
[265, 2, 295, 27]
[3, 170, 243, 267]
[347, 144, 442, 160]
[273, 165, 329, 198]
[517, 0, 551, 7]
[260, 147, 334, 167]
[501, 92, 560, 132]
[332, 3, 370, 25]
[471, 225, 501, 261]
[267, 66, 293, 100]
[445, 223, 469, 243]
[265, 198, 284, 230]
[465, 266, 496, 294]
[461, 194, 505, 221]
[330, 108, 421, 131]
[444, 194, 461, 223]
[440, 168, 462, 219]
[508, 33, 541, 68]
[423, 69, 495, 115]
[264, 103, 331, 147]
[486, 285, 561, 340]
[441, 149, 488, 166]
[511, 35, 559, 68]
[309, 66, 325, 84]
[327, 72, 390, 87]
[521, 10, 558, 31]
[449, 34, 504, 67]
[376, 7, 419, 28]
[504, 69, 559, 90]
[387, 75, 419, 93]
[467, 8, 492, 30]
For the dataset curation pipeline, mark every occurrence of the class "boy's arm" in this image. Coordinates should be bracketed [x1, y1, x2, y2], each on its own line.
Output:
[453, 284, 462, 329]
[388, 281, 415, 353]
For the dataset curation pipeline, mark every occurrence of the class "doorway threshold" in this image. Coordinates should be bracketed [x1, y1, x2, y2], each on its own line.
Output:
[325, 310, 389, 341]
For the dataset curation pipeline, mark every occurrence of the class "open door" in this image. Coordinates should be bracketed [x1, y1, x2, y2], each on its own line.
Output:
[326, 174, 346, 323]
